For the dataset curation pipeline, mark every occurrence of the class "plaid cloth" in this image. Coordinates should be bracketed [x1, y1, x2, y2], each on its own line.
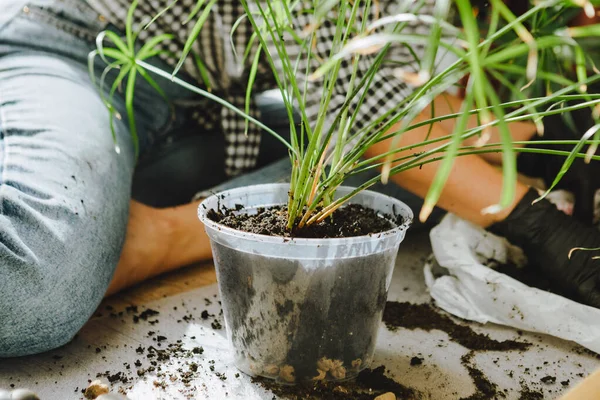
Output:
[86, 0, 452, 176]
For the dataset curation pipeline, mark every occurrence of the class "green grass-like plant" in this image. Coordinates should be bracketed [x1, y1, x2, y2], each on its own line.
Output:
[91, 0, 600, 230]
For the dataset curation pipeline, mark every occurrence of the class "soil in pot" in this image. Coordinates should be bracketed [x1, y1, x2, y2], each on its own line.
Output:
[206, 203, 400, 238]
[206, 202, 405, 383]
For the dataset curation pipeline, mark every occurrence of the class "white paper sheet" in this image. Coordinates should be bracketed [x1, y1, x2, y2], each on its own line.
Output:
[425, 212, 600, 353]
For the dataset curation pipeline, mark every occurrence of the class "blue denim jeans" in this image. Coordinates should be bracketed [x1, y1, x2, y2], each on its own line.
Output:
[0, 0, 438, 358]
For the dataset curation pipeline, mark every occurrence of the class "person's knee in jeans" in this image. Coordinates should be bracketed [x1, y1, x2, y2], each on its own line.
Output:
[0, 51, 135, 357]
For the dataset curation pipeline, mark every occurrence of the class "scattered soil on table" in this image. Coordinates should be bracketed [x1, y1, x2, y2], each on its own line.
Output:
[383, 301, 534, 399]
[382, 301, 531, 351]
[80, 304, 227, 399]
[254, 365, 418, 400]
[459, 352, 502, 400]
[573, 345, 600, 360]
[206, 203, 402, 238]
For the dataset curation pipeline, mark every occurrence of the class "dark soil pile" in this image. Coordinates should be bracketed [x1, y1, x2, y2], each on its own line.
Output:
[382, 301, 531, 351]
[206, 203, 400, 238]
[254, 365, 419, 399]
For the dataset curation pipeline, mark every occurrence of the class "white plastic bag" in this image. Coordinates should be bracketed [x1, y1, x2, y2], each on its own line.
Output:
[425, 213, 600, 353]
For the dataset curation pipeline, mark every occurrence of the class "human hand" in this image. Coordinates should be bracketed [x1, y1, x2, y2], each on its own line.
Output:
[489, 189, 600, 307]
[517, 106, 600, 224]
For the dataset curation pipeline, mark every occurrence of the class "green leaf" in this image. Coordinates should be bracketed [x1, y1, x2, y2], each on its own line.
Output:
[137, 66, 170, 106]
[420, 0, 451, 79]
[125, 66, 139, 158]
[244, 47, 262, 136]
[97, 48, 130, 64]
[566, 23, 600, 38]
[535, 123, 600, 203]
[574, 46, 588, 92]
[108, 64, 132, 99]
[455, 0, 491, 146]
[310, 33, 465, 80]
[585, 128, 600, 163]
[107, 64, 133, 147]
[137, 34, 174, 60]
[489, 0, 538, 81]
[96, 31, 132, 62]
[482, 79, 517, 213]
[125, 0, 139, 51]
[420, 89, 474, 222]
[173, 0, 218, 77]
[144, 0, 179, 29]
[230, 13, 249, 60]
[137, 59, 297, 155]
[483, 36, 575, 67]
[184, 0, 207, 25]
[88, 50, 99, 86]
[367, 13, 459, 35]
[192, 53, 213, 91]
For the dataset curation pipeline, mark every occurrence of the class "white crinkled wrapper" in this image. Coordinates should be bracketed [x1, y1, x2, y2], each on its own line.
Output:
[425, 190, 600, 353]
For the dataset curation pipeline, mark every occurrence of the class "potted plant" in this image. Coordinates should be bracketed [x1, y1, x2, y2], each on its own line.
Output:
[92, 0, 600, 384]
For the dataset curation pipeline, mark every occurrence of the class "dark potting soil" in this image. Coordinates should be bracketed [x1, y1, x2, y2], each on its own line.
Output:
[206, 203, 400, 238]
[254, 366, 418, 399]
[382, 301, 531, 351]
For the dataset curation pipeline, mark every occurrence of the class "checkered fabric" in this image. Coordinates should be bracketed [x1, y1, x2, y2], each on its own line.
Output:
[87, 0, 450, 176]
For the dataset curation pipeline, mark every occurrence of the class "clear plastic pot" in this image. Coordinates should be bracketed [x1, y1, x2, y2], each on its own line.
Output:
[198, 184, 413, 383]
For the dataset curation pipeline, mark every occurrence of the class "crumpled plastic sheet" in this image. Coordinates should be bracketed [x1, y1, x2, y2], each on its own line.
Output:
[424, 191, 600, 353]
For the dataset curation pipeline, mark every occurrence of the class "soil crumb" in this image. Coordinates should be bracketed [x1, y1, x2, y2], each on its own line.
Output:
[382, 302, 531, 351]
[540, 375, 556, 384]
[518, 386, 544, 400]
[207, 204, 400, 238]
[410, 357, 423, 366]
[254, 366, 418, 399]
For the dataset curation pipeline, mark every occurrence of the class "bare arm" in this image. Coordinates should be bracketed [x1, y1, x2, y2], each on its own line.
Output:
[431, 92, 537, 165]
[106, 200, 212, 296]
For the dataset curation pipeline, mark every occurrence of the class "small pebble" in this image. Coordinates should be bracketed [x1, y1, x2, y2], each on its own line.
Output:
[264, 364, 279, 376]
[10, 389, 40, 400]
[84, 380, 109, 399]
[279, 365, 295, 383]
[311, 369, 326, 381]
[374, 393, 396, 400]
[330, 365, 347, 380]
[317, 357, 334, 372]
[351, 358, 362, 370]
